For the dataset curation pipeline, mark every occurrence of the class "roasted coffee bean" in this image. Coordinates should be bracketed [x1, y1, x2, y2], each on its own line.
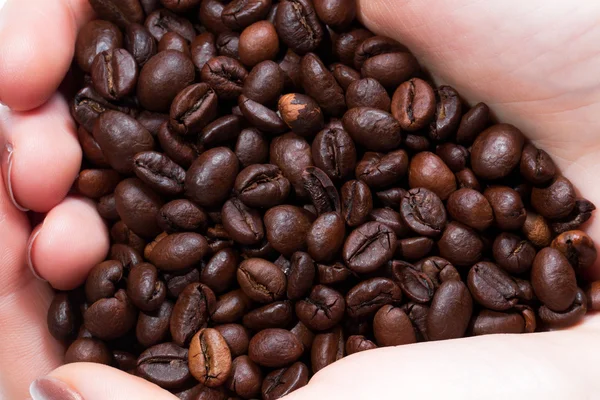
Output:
[212, 289, 254, 324]
[244, 61, 285, 106]
[301, 53, 346, 116]
[157, 122, 200, 169]
[243, 301, 294, 330]
[137, 111, 169, 137]
[188, 328, 232, 387]
[91, 49, 138, 101]
[221, 198, 264, 245]
[137, 343, 191, 389]
[311, 326, 344, 373]
[356, 150, 409, 190]
[531, 175, 577, 220]
[455, 168, 482, 192]
[47, 293, 79, 341]
[278, 49, 303, 90]
[201, 56, 248, 100]
[551, 199, 596, 234]
[170, 283, 217, 346]
[376, 187, 407, 208]
[215, 324, 250, 358]
[519, 143, 557, 186]
[138, 50, 195, 112]
[109, 244, 143, 269]
[317, 262, 353, 285]
[191, 32, 218, 71]
[249, 328, 303, 368]
[278, 93, 324, 138]
[235, 128, 270, 168]
[287, 252, 316, 300]
[296, 285, 345, 331]
[270, 133, 314, 197]
[186, 147, 240, 208]
[427, 280, 473, 341]
[428, 86, 462, 141]
[467, 262, 527, 311]
[456, 102, 490, 145]
[416, 256, 460, 288]
[78, 125, 110, 167]
[200, 249, 239, 294]
[343, 222, 396, 274]
[345, 335, 377, 355]
[157, 199, 208, 233]
[124, 23, 157, 67]
[343, 107, 402, 152]
[373, 304, 416, 347]
[302, 167, 340, 215]
[552, 230, 598, 270]
[239, 21, 280, 67]
[239, 95, 288, 134]
[158, 32, 191, 56]
[113, 350, 137, 371]
[162, 0, 201, 12]
[369, 207, 410, 238]
[392, 261, 435, 303]
[307, 212, 345, 263]
[331, 63, 361, 91]
[262, 362, 309, 400]
[362, 52, 419, 90]
[147, 233, 209, 272]
[145, 9, 195, 42]
[136, 300, 173, 348]
[237, 258, 287, 303]
[587, 281, 600, 311]
[199, 0, 230, 34]
[216, 32, 240, 59]
[84, 289, 137, 340]
[400, 188, 447, 237]
[76, 20, 123, 73]
[133, 151, 186, 196]
[345, 277, 402, 319]
[532, 247, 578, 312]
[333, 28, 373, 66]
[276, 0, 323, 55]
[169, 83, 218, 135]
[88, 0, 144, 28]
[447, 188, 493, 232]
[127, 263, 166, 312]
[436, 143, 469, 173]
[290, 321, 315, 353]
[492, 232, 536, 274]
[235, 164, 290, 208]
[312, 123, 356, 181]
[471, 124, 525, 180]
[404, 133, 431, 152]
[222, 0, 272, 30]
[93, 111, 155, 174]
[538, 288, 587, 328]
[471, 310, 526, 336]
[226, 355, 263, 399]
[354, 35, 405, 70]
[115, 178, 164, 238]
[199, 114, 243, 148]
[264, 205, 313, 256]
[75, 169, 120, 199]
[396, 237, 434, 260]
[484, 186, 527, 231]
[165, 269, 200, 298]
[314, 0, 355, 31]
[409, 152, 456, 201]
[65, 338, 112, 365]
[391, 78, 436, 131]
[346, 78, 390, 111]
[438, 222, 484, 267]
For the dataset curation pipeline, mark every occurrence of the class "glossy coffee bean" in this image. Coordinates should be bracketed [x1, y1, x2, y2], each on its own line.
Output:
[199, 114, 243, 147]
[531, 175, 576, 220]
[311, 327, 344, 373]
[346, 78, 390, 111]
[467, 262, 526, 311]
[237, 258, 287, 303]
[391, 78, 436, 131]
[88, 0, 143, 28]
[471, 310, 525, 336]
[455, 168, 481, 192]
[157, 199, 208, 233]
[276, 0, 323, 55]
[552, 230, 597, 270]
[249, 328, 303, 368]
[158, 32, 191, 56]
[157, 122, 200, 169]
[147, 233, 209, 272]
[239, 95, 288, 134]
[427, 280, 473, 341]
[75, 169, 120, 199]
[270, 133, 314, 197]
[127, 263, 166, 312]
[239, 21, 280, 67]
[216, 31, 240, 59]
[262, 362, 309, 400]
[234, 164, 290, 209]
[333, 28, 373, 66]
[302, 53, 346, 116]
[408, 152, 456, 201]
[137, 343, 191, 389]
[136, 300, 173, 348]
[400, 188, 447, 237]
[243, 301, 294, 330]
[296, 285, 345, 331]
[226, 355, 263, 399]
[124, 23, 157, 66]
[244, 61, 285, 106]
[471, 124, 525, 180]
[162, 0, 201, 12]
[115, 178, 163, 238]
[84, 289, 137, 340]
[169, 83, 218, 135]
[78, 125, 109, 167]
[264, 205, 313, 256]
[191, 32, 217, 71]
[221, 198, 264, 245]
[235, 128, 270, 168]
[212, 289, 254, 324]
[133, 151, 186, 196]
[342, 107, 402, 152]
[170, 283, 216, 346]
[456, 102, 490, 145]
[109, 244, 143, 269]
[436, 143, 469, 173]
[438, 222, 484, 267]
[278, 93, 325, 138]
[520, 143, 557, 185]
[345, 277, 402, 319]
[492, 232, 536, 274]
[551, 199, 596, 234]
[370, 207, 410, 238]
[312, 124, 357, 181]
[201, 56, 248, 100]
[392, 261, 435, 303]
[373, 305, 416, 347]
[345, 335, 377, 355]
[355, 150, 409, 190]
[302, 167, 340, 215]
[188, 328, 232, 387]
[538, 288, 587, 328]
[484, 186, 527, 231]
[343, 222, 397, 274]
[91, 49, 138, 101]
[396, 237, 434, 261]
[65, 338, 112, 365]
[307, 212, 345, 262]
[287, 252, 316, 300]
[447, 189, 493, 231]
[47, 293, 79, 341]
[215, 324, 250, 358]
[428, 86, 462, 141]
[186, 147, 240, 208]
[416, 257, 461, 288]
[314, 0, 356, 31]
[531, 247, 578, 312]
[145, 9, 195, 42]
[199, 0, 230, 34]
[200, 248, 239, 294]
[76, 20, 123, 73]
[331, 63, 361, 91]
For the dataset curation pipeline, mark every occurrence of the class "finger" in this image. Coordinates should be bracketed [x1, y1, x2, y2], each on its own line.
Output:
[1, 92, 82, 212]
[285, 316, 600, 400]
[29, 196, 109, 291]
[0, 159, 63, 399]
[0, 0, 94, 110]
[31, 363, 178, 400]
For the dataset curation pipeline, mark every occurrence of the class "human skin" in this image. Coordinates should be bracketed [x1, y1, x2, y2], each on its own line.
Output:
[1, 0, 600, 399]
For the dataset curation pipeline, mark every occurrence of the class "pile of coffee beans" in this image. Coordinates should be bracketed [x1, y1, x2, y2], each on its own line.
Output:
[46, 0, 600, 398]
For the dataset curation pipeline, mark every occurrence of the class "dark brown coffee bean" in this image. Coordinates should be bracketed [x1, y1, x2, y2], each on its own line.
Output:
[551, 199, 596, 234]
[270, 133, 314, 197]
[314, 0, 355, 30]
[189, 328, 232, 387]
[145, 9, 195, 42]
[169, 83, 218, 136]
[214, 324, 250, 358]
[369, 207, 410, 238]
[392, 261, 435, 303]
[93, 111, 155, 174]
[243, 301, 294, 331]
[244, 61, 285, 106]
[400, 188, 447, 237]
[436, 143, 469, 173]
[124, 23, 157, 66]
[234, 164, 290, 209]
[158, 32, 191, 56]
[75, 169, 120, 200]
[216, 31, 239, 59]
[226, 355, 263, 399]
[239, 95, 288, 134]
[396, 237, 434, 260]
[262, 362, 309, 400]
[157, 199, 208, 233]
[519, 143, 557, 186]
[471, 124, 525, 180]
[199, 0, 230, 34]
[408, 151, 456, 201]
[237, 258, 287, 303]
[428, 85, 462, 141]
[147, 233, 209, 272]
[164, 269, 200, 299]
[138, 50, 195, 112]
[302, 167, 341, 215]
[376, 187, 407, 208]
[112, 351, 135, 372]
[221, 198, 264, 245]
[353, 35, 405, 70]
[317, 262, 353, 285]
[311, 326, 344, 373]
[447, 188, 494, 231]
[301, 53, 346, 116]
[264, 205, 313, 256]
[531, 175, 577, 220]
[88, 0, 144, 28]
[161, 0, 201, 12]
[373, 304, 416, 347]
[346, 277, 402, 318]
[212, 289, 254, 324]
[403, 133, 431, 153]
[136, 111, 169, 137]
[47, 293, 79, 341]
[586, 281, 600, 311]
[186, 147, 240, 208]
[191, 32, 217, 71]
[532, 247, 578, 312]
[427, 280, 473, 341]
[136, 300, 173, 348]
[170, 283, 216, 346]
[343, 107, 402, 152]
[199, 114, 243, 148]
[471, 310, 525, 336]
[285, 252, 316, 300]
[127, 263, 166, 312]
[76, 21, 123, 73]
[157, 122, 200, 169]
[289, 321, 314, 353]
[484, 186, 527, 230]
[136, 343, 191, 389]
[438, 222, 484, 267]
[363, 52, 419, 90]
[78, 125, 110, 167]
[391, 78, 436, 131]
[307, 212, 345, 263]
[65, 338, 112, 365]
[173, 384, 227, 400]
[239, 21, 280, 67]
[278, 49, 303, 90]
[538, 288, 587, 328]
[235, 128, 269, 168]
[91, 49, 138, 101]
[249, 328, 303, 367]
[456, 102, 490, 145]
[416, 257, 461, 288]
[356, 150, 409, 190]
[115, 178, 164, 238]
[467, 262, 527, 311]
[222, 0, 272, 30]
[278, 93, 324, 138]
[330, 63, 361, 91]
[492, 233, 536, 274]
[84, 289, 137, 340]
[199, 249, 238, 294]
[552, 230, 597, 270]
[345, 335, 377, 355]
[109, 244, 144, 269]
[312, 123, 356, 181]
[276, 0, 324, 55]
[346, 78, 390, 111]
[201, 56, 248, 100]
[133, 151, 186, 196]
[343, 222, 396, 274]
[295, 285, 345, 331]
[455, 168, 481, 192]
[333, 28, 373, 66]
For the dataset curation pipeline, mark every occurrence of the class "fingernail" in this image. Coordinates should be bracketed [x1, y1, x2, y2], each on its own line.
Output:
[27, 223, 45, 281]
[30, 377, 83, 400]
[2, 143, 29, 212]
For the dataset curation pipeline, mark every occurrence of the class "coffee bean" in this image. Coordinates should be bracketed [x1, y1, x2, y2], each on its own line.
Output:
[133, 151, 186, 196]
[162, 0, 201, 12]
[312, 123, 357, 181]
[157, 122, 200, 169]
[222, 0, 272, 30]
[416, 256, 460, 288]
[216, 32, 240, 59]
[244, 61, 285, 106]
[124, 23, 157, 66]
[88, 0, 144, 28]
[276, 0, 324, 55]
[186, 147, 240, 208]
[76, 20, 123, 72]
[84, 289, 137, 340]
[199, 0, 230, 34]
[343, 222, 397, 274]
[438, 222, 484, 267]
[538, 288, 587, 328]
[345, 335, 377, 355]
[235, 128, 270, 168]
[353, 35, 404, 70]
[333, 28, 373, 66]
[287, 252, 316, 300]
[239, 95, 288, 134]
[136, 300, 173, 348]
[249, 328, 303, 368]
[467, 262, 527, 311]
[264, 205, 313, 256]
[342, 107, 402, 152]
[551, 199, 596, 234]
[302, 53, 346, 116]
[531, 175, 577, 220]
[331, 63, 361, 91]
[314, 0, 355, 31]
[237, 258, 287, 303]
[373, 304, 416, 347]
[427, 280, 473, 341]
[234, 164, 291, 209]
[221, 198, 264, 246]
[158, 32, 191, 56]
[270, 133, 314, 197]
[262, 362, 309, 400]
[471, 124, 525, 180]
[447, 188, 494, 231]
[115, 178, 164, 238]
[302, 166, 341, 215]
[484, 186, 527, 231]
[243, 301, 294, 330]
[65, 338, 112, 365]
[200, 248, 239, 294]
[532, 247, 578, 312]
[376, 187, 407, 208]
[356, 150, 409, 190]
[317, 262, 353, 285]
[136, 343, 192, 389]
[91, 49, 138, 101]
[74, 169, 120, 200]
[519, 143, 557, 186]
[147, 233, 209, 272]
[278, 93, 325, 138]
[157, 199, 208, 233]
[295, 285, 345, 331]
[396, 237, 434, 260]
[370, 207, 410, 238]
[214, 324, 250, 359]
[199, 114, 243, 148]
[212, 289, 254, 324]
[226, 355, 263, 399]
[492, 232, 536, 274]
[456, 102, 490, 145]
[404, 133, 431, 153]
[169, 83, 219, 135]
[127, 263, 166, 312]
[239, 21, 280, 67]
[78, 125, 110, 167]
[400, 188, 447, 237]
[307, 212, 345, 263]
[392, 261, 435, 303]
[455, 168, 482, 192]
[145, 9, 195, 42]
[552, 230, 597, 270]
[346, 78, 391, 111]
[391, 78, 436, 131]
[428, 85, 462, 141]
[191, 32, 217, 71]
[408, 152, 456, 201]
[188, 328, 232, 387]
[47, 293, 79, 341]
[436, 143, 469, 173]
[201, 56, 248, 100]
[471, 310, 525, 335]
[345, 277, 402, 319]
[109, 244, 143, 269]
[311, 326, 344, 373]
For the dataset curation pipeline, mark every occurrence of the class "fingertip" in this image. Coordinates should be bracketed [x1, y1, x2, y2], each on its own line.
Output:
[30, 197, 109, 290]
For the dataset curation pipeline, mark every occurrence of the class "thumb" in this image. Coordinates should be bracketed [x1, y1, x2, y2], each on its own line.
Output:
[30, 363, 178, 400]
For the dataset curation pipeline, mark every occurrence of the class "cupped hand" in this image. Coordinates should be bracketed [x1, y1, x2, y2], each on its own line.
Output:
[1, 0, 600, 399]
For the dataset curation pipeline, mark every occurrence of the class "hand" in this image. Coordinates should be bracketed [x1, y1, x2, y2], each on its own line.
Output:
[1, 1, 599, 400]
